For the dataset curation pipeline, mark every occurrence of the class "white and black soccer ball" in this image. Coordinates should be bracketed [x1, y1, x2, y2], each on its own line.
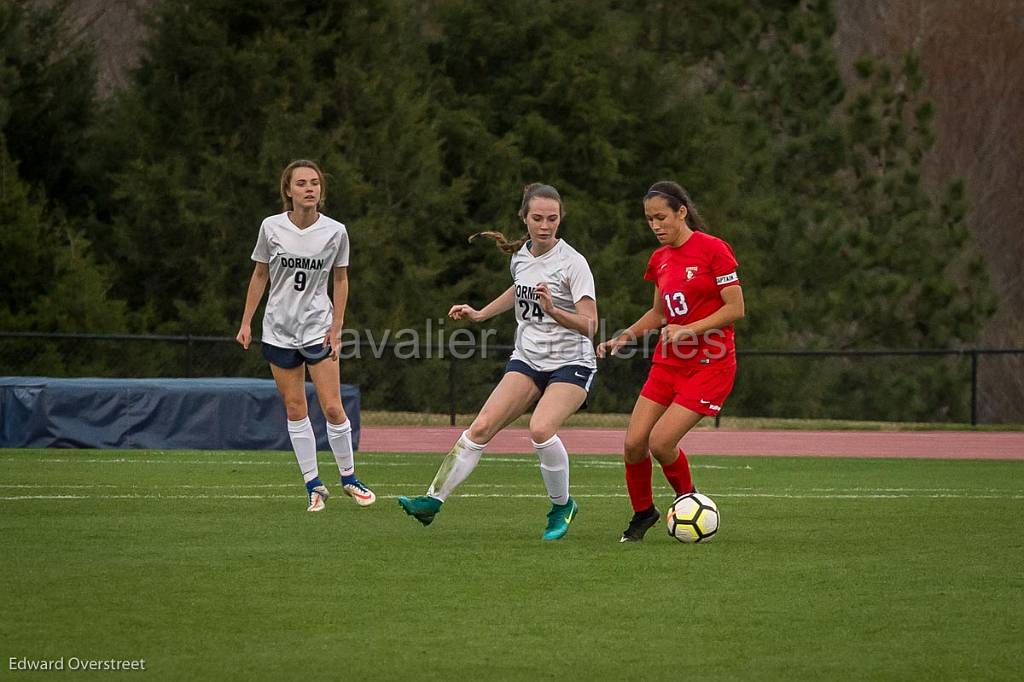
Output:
[666, 492, 719, 543]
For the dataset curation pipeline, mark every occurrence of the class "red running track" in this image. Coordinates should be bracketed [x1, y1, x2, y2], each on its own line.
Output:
[359, 426, 1024, 460]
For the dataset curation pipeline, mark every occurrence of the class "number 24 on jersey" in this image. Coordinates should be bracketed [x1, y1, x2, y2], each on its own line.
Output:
[519, 300, 544, 321]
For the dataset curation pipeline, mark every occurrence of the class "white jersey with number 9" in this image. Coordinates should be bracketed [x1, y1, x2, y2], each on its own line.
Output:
[251, 212, 349, 349]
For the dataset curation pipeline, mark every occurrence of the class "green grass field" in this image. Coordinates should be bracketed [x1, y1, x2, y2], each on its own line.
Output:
[2, 448, 1022, 680]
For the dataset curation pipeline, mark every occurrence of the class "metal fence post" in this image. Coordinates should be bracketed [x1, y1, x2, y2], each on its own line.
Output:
[970, 350, 978, 426]
[185, 333, 193, 378]
[448, 358, 456, 426]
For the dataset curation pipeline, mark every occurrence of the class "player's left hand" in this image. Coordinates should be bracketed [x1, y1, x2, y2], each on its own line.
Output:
[235, 325, 251, 350]
[328, 330, 340, 361]
[662, 324, 696, 344]
[535, 282, 555, 314]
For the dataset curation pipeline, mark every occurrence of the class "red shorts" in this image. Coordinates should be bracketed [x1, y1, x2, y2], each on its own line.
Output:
[639, 361, 736, 416]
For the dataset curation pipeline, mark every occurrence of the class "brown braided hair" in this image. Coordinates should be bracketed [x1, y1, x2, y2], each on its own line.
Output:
[470, 183, 564, 255]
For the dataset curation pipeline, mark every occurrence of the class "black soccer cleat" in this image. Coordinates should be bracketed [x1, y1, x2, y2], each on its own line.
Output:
[619, 506, 661, 543]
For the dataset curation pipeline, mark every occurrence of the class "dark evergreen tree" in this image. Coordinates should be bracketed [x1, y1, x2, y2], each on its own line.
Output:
[0, 0, 97, 217]
[90, 1, 454, 325]
[643, 0, 996, 420]
[0, 133, 129, 375]
[33, 0, 993, 419]
[0, 0, 127, 368]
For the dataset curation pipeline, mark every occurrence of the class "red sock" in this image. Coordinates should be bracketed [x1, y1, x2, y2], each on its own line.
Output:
[624, 457, 654, 512]
[661, 449, 695, 495]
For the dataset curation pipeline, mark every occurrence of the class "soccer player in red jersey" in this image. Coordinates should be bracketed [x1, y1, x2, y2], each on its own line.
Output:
[597, 181, 745, 542]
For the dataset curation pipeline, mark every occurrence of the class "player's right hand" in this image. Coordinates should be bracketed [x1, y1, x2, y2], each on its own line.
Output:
[236, 326, 251, 350]
[596, 336, 628, 358]
[448, 304, 480, 322]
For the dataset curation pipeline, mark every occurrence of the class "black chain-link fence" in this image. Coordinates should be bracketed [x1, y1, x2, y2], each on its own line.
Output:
[1, 332, 1021, 425]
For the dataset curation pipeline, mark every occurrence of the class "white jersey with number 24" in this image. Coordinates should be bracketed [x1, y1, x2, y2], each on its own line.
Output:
[509, 239, 597, 372]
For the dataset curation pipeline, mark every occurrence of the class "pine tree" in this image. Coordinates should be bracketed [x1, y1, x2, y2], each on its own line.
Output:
[62, 0, 995, 418]
[0, 133, 128, 375]
[0, 0, 97, 218]
[85, 0, 465, 398]
[668, 0, 996, 419]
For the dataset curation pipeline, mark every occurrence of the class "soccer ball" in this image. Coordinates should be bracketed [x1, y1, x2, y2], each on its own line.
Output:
[666, 492, 719, 543]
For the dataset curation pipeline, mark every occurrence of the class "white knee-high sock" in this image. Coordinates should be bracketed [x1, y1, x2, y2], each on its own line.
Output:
[288, 417, 319, 484]
[326, 419, 355, 478]
[427, 430, 486, 501]
[533, 434, 570, 505]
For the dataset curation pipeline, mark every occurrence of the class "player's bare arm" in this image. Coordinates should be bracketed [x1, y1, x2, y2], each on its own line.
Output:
[662, 285, 745, 343]
[236, 261, 270, 350]
[596, 287, 668, 357]
[329, 266, 349, 360]
[534, 282, 597, 337]
[448, 286, 515, 323]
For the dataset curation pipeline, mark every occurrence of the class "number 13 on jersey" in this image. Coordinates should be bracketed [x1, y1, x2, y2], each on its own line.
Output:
[663, 291, 688, 317]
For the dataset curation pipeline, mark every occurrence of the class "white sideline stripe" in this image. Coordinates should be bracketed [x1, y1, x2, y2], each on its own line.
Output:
[2, 492, 1022, 501]
[0, 482, 710, 490]
[3, 483, 1022, 494]
[1, 458, 285, 465]
[728, 486, 1017, 493]
[0, 457, 752, 471]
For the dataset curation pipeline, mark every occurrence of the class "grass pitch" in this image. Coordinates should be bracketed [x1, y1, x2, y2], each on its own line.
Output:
[1, 448, 1022, 680]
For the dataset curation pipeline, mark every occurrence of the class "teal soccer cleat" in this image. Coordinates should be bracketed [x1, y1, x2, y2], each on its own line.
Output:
[397, 495, 443, 526]
[542, 497, 578, 540]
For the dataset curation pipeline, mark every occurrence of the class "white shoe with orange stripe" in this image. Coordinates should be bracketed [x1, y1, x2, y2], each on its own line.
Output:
[307, 484, 330, 512]
[342, 479, 376, 507]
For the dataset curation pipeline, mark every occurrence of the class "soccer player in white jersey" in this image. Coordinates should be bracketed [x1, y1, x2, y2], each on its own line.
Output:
[236, 159, 375, 512]
[398, 183, 598, 540]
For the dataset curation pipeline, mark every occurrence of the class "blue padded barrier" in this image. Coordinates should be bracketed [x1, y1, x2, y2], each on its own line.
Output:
[0, 377, 359, 450]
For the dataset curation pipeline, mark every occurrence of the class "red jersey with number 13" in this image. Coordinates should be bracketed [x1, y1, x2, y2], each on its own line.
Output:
[644, 231, 740, 369]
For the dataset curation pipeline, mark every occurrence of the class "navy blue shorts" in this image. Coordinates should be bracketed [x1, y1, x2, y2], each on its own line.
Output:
[506, 359, 596, 408]
[261, 341, 332, 369]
